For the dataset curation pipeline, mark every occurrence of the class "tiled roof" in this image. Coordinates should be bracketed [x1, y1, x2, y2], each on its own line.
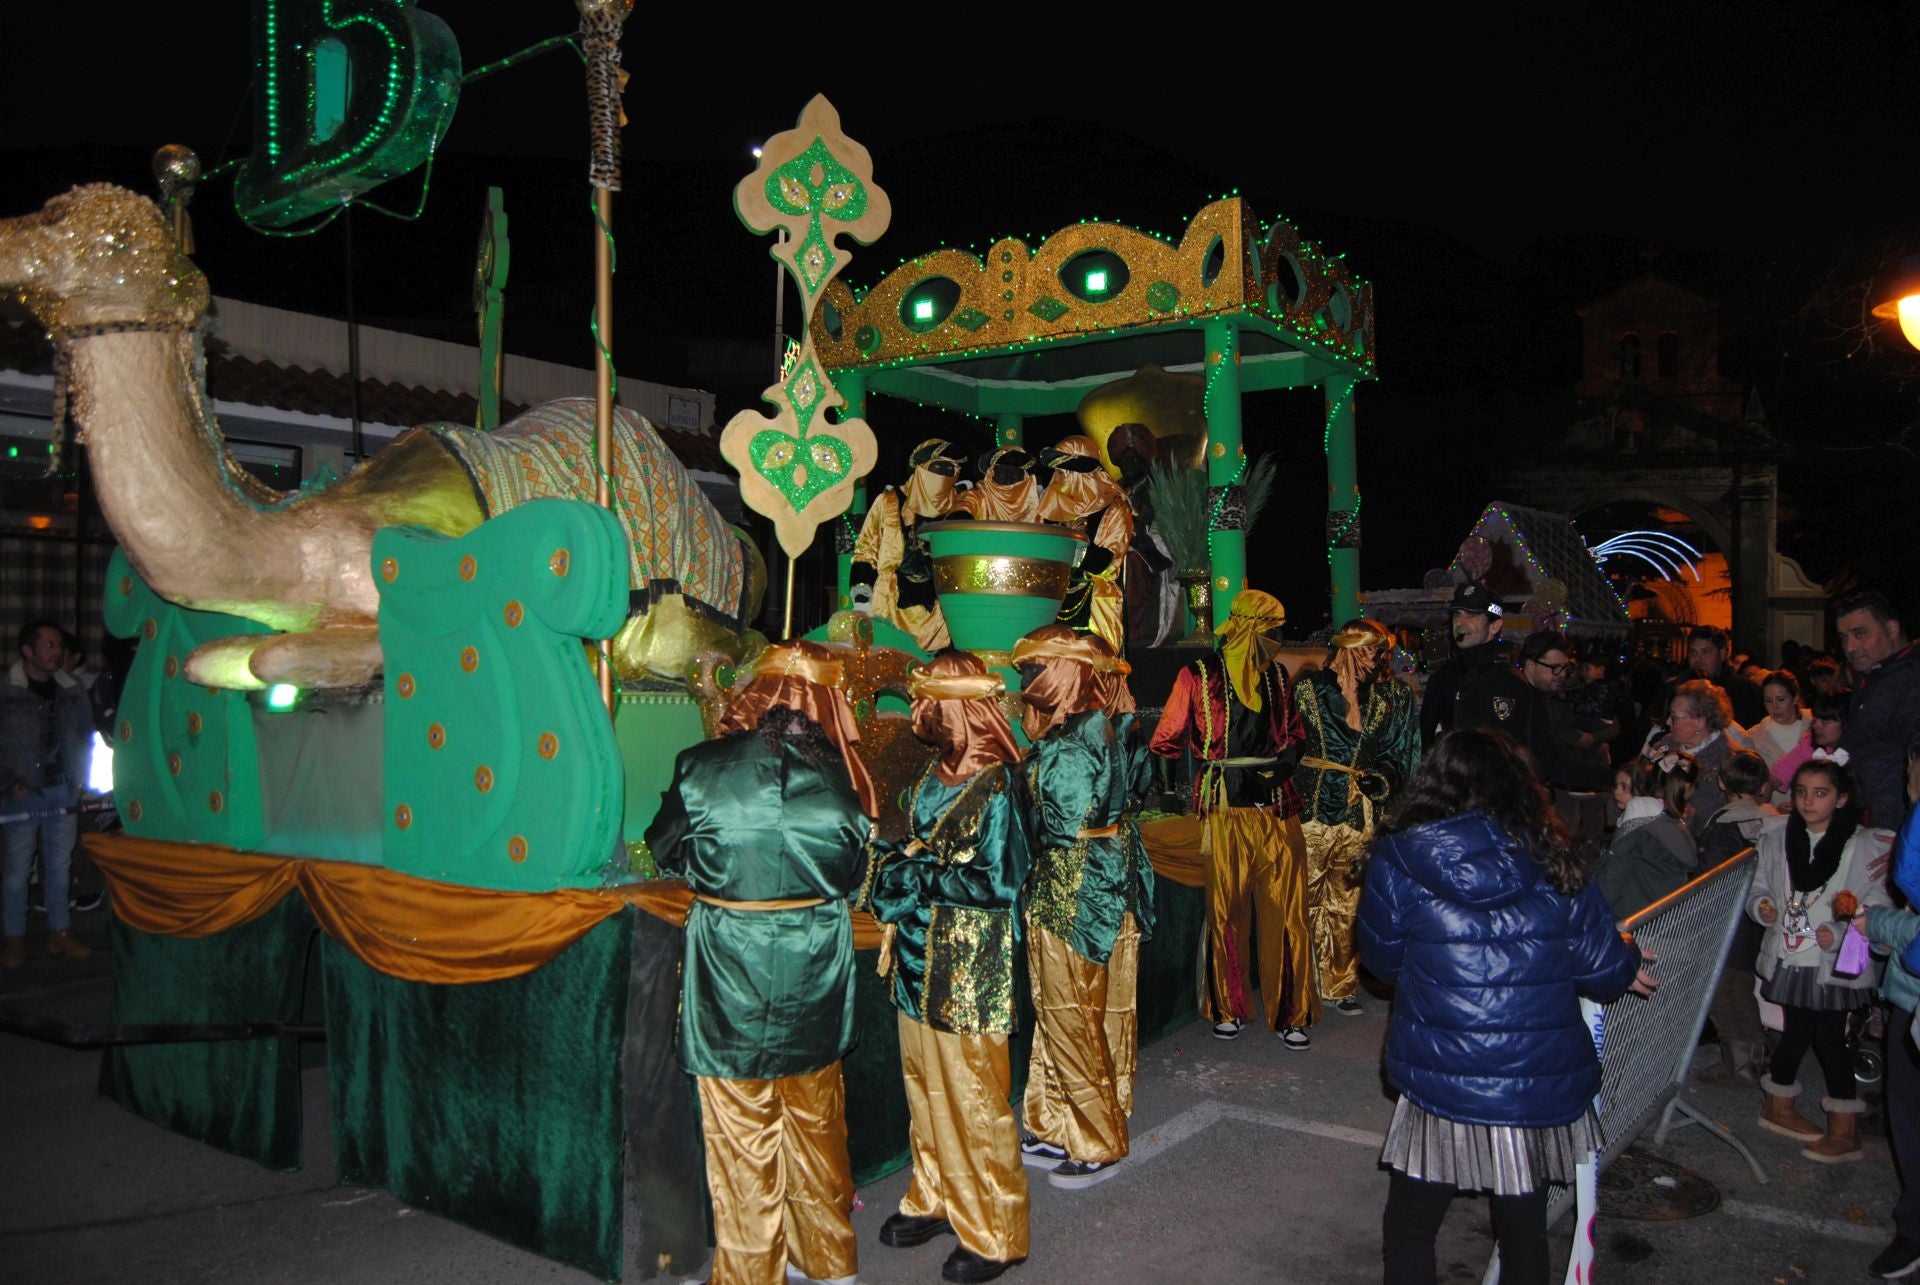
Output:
[0, 319, 728, 474]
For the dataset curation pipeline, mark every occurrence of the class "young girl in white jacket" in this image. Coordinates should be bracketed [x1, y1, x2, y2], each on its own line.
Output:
[1750, 753, 1891, 1163]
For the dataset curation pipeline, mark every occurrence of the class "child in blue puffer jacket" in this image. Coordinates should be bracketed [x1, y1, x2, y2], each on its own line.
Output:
[1358, 730, 1654, 1285]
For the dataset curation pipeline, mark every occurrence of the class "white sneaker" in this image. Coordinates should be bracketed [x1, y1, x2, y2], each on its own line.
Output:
[1332, 997, 1363, 1017]
[1211, 1019, 1245, 1040]
[1278, 1026, 1312, 1050]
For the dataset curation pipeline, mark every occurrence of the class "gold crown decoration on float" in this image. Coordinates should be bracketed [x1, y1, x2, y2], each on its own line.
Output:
[721, 96, 889, 558]
[809, 197, 1375, 371]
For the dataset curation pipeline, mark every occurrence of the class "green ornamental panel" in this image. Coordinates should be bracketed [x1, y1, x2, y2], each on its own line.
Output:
[101, 550, 270, 847]
[376, 499, 628, 892]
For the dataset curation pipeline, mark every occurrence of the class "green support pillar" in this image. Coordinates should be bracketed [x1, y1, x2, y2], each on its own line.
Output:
[832, 370, 869, 610]
[995, 412, 1023, 448]
[1325, 376, 1362, 629]
[1202, 319, 1245, 630]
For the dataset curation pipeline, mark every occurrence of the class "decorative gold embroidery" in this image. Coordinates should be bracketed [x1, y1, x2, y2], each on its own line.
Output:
[924, 903, 1016, 1035]
[1029, 835, 1093, 943]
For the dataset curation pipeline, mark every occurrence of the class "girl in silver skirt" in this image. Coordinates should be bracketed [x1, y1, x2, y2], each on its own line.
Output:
[1358, 730, 1656, 1285]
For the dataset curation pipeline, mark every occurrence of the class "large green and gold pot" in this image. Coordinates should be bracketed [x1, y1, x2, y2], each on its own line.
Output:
[917, 520, 1087, 653]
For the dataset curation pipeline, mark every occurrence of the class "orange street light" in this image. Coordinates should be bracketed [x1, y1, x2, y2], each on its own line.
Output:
[1872, 256, 1920, 351]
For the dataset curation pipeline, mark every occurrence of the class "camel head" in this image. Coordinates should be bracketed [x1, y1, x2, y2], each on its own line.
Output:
[0, 184, 208, 333]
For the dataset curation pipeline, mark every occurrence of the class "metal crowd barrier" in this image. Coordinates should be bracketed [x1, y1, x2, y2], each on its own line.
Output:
[1487, 847, 1760, 1284]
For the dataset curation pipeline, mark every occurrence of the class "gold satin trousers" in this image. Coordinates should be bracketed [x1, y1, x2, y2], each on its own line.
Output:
[1022, 916, 1140, 1165]
[1302, 820, 1370, 1002]
[694, 1064, 857, 1285]
[896, 1012, 1030, 1262]
[1203, 808, 1319, 1030]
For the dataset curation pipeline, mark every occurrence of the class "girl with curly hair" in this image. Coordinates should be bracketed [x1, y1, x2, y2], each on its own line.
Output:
[1358, 730, 1653, 1285]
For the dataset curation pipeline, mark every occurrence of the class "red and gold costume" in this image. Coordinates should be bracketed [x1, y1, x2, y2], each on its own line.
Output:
[1149, 591, 1318, 1033]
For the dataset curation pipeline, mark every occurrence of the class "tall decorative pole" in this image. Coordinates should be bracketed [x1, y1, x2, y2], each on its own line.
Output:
[830, 368, 868, 610]
[577, 0, 631, 711]
[1325, 375, 1362, 629]
[1202, 317, 1245, 630]
[722, 97, 889, 640]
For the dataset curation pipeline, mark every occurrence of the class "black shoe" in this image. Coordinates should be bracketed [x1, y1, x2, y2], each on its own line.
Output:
[70, 891, 104, 913]
[879, 1212, 953, 1248]
[941, 1245, 1024, 1283]
[1870, 1234, 1920, 1278]
[1047, 1157, 1121, 1190]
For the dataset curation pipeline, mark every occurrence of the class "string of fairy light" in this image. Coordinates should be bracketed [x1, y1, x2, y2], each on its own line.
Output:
[1448, 505, 1632, 622]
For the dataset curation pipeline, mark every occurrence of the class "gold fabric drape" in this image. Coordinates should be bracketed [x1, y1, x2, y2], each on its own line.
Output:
[696, 1065, 857, 1285]
[1202, 809, 1318, 1031]
[82, 833, 883, 984]
[1301, 821, 1370, 1002]
[1021, 918, 1138, 1165]
[895, 1013, 1029, 1262]
[1137, 815, 1206, 887]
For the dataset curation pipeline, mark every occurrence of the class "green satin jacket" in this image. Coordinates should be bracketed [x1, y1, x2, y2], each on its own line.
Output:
[646, 731, 867, 1080]
[1026, 710, 1139, 963]
[1294, 671, 1421, 830]
[1114, 712, 1158, 943]
[868, 761, 1029, 1035]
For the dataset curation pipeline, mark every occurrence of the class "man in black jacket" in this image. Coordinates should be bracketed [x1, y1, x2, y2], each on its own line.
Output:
[1670, 626, 1765, 730]
[1838, 590, 1920, 830]
[1516, 631, 1617, 837]
[1421, 583, 1530, 747]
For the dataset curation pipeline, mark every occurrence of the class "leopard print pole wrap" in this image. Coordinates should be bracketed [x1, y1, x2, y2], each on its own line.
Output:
[579, 6, 626, 191]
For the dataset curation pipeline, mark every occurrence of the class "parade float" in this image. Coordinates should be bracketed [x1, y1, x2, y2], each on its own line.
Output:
[0, 3, 1378, 1278]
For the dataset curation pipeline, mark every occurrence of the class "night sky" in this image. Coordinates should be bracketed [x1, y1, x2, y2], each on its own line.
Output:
[4, 4, 1918, 626]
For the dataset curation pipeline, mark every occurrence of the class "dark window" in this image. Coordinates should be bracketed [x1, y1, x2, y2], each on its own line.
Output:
[1619, 333, 1641, 380]
[1657, 332, 1679, 379]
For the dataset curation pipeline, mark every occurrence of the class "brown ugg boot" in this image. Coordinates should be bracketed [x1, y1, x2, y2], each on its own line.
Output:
[46, 931, 91, 960]
[1803, 1096, 1866, 1163]
[1758, 1076, 1823, 1139]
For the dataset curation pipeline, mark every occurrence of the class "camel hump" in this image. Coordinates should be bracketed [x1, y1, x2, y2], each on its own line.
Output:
[434, 397, 750, 628]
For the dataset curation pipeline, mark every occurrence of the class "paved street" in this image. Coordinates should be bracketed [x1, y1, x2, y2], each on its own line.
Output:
[1, 917, 1904, 1284]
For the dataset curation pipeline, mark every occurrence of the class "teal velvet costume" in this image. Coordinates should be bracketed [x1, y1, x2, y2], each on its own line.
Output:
[1025, 710, 1149, 964]
[1293, 672, 1421, 829]
[868, 761, 1031, 1035]
[646, 729, 869, 1080]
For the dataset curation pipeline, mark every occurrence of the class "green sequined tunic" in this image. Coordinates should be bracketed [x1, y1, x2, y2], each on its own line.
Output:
[868, 762, 1030, 1035]
[1026, 710, 1148, 964]
[646, 732, 868, 1079]
[1293, 672, 1421, 830]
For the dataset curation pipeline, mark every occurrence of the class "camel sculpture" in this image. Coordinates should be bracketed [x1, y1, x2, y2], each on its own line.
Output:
[0, 184, 764, 690]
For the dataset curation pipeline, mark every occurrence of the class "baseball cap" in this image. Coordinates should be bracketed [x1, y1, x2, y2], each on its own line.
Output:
[1450, 583, 1504, 617]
